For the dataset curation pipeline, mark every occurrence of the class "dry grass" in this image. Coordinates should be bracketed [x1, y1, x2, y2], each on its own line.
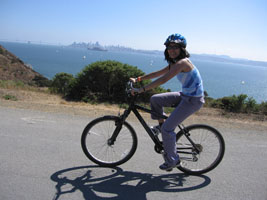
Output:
[0, 87, 266, 131]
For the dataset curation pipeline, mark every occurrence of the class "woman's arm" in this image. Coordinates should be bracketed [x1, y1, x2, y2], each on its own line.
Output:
[137, 65, 170, 81]
[141, 60, 187, 92]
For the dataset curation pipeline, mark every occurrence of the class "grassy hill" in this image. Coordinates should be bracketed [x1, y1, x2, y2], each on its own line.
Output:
[0, 45, 49, 86]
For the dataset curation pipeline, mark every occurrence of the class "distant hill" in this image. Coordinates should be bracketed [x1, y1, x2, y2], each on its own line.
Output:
[0, 45, 49, 86]
[70, 42, 267, 67]
[190, 54, 267, 68]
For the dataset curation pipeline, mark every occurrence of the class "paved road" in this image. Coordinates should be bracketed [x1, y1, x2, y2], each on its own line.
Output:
[0, 106, 267, 200]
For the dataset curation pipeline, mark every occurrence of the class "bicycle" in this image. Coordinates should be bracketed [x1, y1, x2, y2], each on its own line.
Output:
[81, 82, 225, 175]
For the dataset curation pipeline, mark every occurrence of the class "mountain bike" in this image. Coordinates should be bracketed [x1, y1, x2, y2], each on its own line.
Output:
[81, 82, 225, 175]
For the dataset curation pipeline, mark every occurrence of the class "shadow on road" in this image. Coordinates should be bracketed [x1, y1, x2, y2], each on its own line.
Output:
[51, 165, 211, 200]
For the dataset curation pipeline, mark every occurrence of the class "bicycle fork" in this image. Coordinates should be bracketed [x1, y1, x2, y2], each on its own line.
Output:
[108, 108, 131, 146]
[107, 121, 122, 146]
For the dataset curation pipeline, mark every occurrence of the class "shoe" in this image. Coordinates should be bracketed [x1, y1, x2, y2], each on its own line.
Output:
[159, 160, 181, 171]
[151, 125, 161, 135]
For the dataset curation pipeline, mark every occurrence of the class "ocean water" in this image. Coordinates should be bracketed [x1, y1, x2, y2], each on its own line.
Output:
[1, 42, 267, 103]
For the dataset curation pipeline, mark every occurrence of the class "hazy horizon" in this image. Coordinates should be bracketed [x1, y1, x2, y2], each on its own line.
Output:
[1, 39, 267, 64]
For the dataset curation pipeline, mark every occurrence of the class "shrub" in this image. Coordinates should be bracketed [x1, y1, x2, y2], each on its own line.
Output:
[219, 94, 247, 112]
[211, 94, 246, 112]
[208, 94, 267, 115]
[50, 73, 74, 96]
[244, 97, 258, 113]
[32, 75, 51, 87]
[259, 101, 267, 115]
[65, 60, 167, 103]
[3, 94, 17, 101]
[66, 60, 143, 102]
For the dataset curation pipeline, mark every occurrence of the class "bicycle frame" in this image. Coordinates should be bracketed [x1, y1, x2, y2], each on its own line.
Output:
[110, 94, 199, 155]
[112, 97, 163, 151]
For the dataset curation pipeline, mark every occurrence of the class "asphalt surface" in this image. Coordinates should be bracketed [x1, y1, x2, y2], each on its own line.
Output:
[0, 106, 267, 200]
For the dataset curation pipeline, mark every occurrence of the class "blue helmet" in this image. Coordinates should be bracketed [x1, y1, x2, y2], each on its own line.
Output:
[164, 34, 187, 48]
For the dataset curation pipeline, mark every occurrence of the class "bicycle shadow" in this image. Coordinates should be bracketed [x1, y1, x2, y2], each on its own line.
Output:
[50, 165, 211, 200]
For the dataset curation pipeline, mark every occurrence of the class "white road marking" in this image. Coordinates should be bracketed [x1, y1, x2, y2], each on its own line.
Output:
[21, 116, 56, 124]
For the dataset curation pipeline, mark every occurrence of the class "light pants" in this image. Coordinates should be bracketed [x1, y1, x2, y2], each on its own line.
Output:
[150, 92, 205, 165]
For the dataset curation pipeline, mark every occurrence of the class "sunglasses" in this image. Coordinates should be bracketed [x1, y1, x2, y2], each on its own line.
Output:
[167, 45, 180, 50]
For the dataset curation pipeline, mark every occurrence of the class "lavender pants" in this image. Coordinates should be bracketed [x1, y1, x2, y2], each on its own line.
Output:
[150, 92, 205, 164]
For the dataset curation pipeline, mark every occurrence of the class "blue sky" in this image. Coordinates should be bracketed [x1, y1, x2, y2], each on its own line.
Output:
[0, 0, 266, 61]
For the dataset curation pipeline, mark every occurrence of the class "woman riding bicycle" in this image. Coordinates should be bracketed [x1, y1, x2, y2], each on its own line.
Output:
[130, 33, 205, 171]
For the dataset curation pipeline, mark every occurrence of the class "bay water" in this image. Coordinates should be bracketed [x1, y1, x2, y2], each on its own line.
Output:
[1, 42, 267, 103]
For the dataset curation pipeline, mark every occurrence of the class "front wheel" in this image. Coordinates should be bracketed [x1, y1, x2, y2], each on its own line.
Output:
[176, 124, 225, 175]
[81, 116, 138, 167]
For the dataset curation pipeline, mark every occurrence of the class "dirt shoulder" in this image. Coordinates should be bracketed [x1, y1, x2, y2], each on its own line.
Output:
[0, 88, 266, 131]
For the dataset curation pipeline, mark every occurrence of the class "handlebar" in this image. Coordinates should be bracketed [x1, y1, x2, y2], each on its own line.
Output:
[126, 81, 139, 96]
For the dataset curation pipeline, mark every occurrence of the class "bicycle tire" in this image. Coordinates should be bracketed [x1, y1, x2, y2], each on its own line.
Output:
[176, 124, 225, 175]
[81, 116, 138, 167]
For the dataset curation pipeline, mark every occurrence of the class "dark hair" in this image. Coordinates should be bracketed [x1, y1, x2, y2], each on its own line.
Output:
[164, 47, 190, 64]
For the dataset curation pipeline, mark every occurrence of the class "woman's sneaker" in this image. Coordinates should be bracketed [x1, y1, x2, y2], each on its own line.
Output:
[151, 125, 161, 135]
[159, 160, 181, 171]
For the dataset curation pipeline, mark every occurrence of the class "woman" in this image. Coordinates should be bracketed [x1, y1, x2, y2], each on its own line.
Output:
[130, 33, 205, 171]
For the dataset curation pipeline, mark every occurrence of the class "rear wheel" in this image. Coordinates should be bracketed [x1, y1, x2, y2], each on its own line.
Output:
[176, 124, 225, 175]
[81, 116, 138, 167]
